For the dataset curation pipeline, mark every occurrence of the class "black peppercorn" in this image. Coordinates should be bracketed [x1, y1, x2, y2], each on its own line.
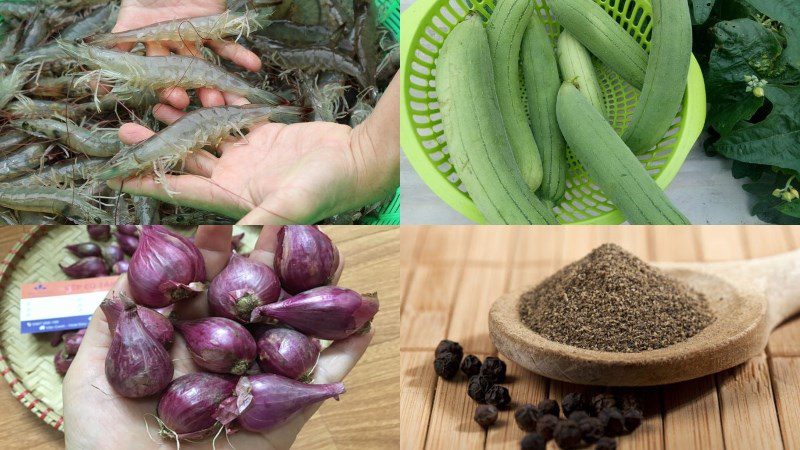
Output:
[485, 385, 511, 409]
[514, 404, 538, 432]
[535, 414, 558, 440]
[598, 407, 625, 437]
[561, 392, 589, 417]
[480, 356, 507, 383]
[467, 375, 493, 403]
[579, 417, 604, 444]
[433, 353, 460, 380]
[591, 393, 619, 416]
[553, 420, 582, 449]
[623, 407, 643, 432]
[474, 404, 499, 428]
[595, 437, 617, 450]
[461, 354, 482, 377]
[435, 340, 463, 361]
[520, 432, 546, 450]
[536, 398, 560, 418]
[568, 410, 590, 423]
[619, 393, 640, 412]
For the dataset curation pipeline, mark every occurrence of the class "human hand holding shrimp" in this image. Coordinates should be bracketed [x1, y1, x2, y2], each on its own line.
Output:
[63, 225, 371, 449]
[109, 75, 400, 225]
[112, 0, 260, 117]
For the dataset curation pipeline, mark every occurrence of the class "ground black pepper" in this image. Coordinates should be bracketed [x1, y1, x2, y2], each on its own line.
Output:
[435, 340, 463, 361]
[519, 244, 714, 352]
[485, 385, 511, 409]
[520, 432, 546, 450]
[467, 375, 493, 403]
[562, 392, 589, 417]
[514, 404, 538, 432]
[553, 420, 582, 449]
[536, 414, 558, 440]
[592, 393, 619, 415]
[474, 404, 498, 428]
[537, 398, 560, 418]
[599, 407, 625, 436]
[479, 357, 506, 383]
[579, 417, 605, 443]
[433, 353, 460, 380]
[460, 354, 482, 377]
[596, 437, 618, 450]
[623, 408, 644, 432]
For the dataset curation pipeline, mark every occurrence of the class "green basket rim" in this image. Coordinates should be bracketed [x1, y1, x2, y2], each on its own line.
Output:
[400, 0, 707, 225]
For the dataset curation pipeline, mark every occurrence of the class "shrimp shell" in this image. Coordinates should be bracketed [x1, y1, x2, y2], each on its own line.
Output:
[8, 97, 99, 120]
[88, 10, 263, 46]
[16, 156, 106, 187]
[0, 185, 111, 224]
[95, 104, 303, 182]
[0, 143, 47, 182]
[60, 43, 283, 105]
[0, 63, 33, 109]
[15, 118, 122, 157]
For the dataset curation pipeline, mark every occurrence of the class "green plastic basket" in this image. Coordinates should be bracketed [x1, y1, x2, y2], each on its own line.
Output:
[400, 0, 706, 224]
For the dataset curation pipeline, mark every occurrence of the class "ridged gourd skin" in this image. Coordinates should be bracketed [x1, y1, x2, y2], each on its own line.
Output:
[522, 12, 567, 202]
[622, 0, 691, 153]
[555, 82, 690, 225]
[435, 16, 558, 224]
[556, 30, 605, 114]
[549, 0, 648, 89]
[486, 0, 543, 191]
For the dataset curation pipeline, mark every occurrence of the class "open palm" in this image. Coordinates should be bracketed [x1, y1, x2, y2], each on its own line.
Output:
[62, 226, 371, 449]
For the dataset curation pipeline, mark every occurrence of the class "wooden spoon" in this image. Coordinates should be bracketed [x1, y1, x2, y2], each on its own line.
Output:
[488, 248, 800, 386]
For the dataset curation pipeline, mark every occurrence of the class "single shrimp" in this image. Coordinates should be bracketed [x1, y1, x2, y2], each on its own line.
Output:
[8, 97, 100, 120]
[0, 22, 23, 65]
[19, 15, 49, 53]
[354, 2, 377, 87]
[0, 143, 47, 182]
[259, 39, 370, 89]
[0, 184, 112, 224]
[60, 42, 284, 105]
[94, 104, 303, 182]
[0, 131, 29, 155]
[26, 74, 89, 98]
[299, 72, 346, 122]
[16, 156, 106, 187]
[14, 118, 123, 157]
[254, 20, 333, 47]
[349, 97, 373, 127]
[88, 10, 264, 47]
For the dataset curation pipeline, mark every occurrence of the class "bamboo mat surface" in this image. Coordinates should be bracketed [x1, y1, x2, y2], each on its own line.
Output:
[0, 225, 399, 450]
[400, 226, 800, 450]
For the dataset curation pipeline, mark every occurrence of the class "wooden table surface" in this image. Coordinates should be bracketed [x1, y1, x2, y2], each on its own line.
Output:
[0, 225, 400, 450]
[400, 226, 800, 450]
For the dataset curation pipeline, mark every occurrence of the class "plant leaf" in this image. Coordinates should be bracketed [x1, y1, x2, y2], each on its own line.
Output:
[689, 0, 716, 25]
[742, 0, 800, 69]
[777, 199, 800, 218]
[714, 85, 800, 172]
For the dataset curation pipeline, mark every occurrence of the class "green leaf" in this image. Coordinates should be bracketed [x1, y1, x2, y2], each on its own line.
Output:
[731, 160, 767, 179]
[713, 85, 800, 172]
[742, 0, 800, 69]
[777, 199, 800, 218]
[690, 0, 716, 25]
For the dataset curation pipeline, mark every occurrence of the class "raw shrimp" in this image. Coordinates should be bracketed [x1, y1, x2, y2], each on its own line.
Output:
[95, 104, 303, 182]
[133, 195, 160, 224]
[261, 40, 369, 88]
[15, 118, 123, 157]
[255, 20, 333, 47]
[349, 97, 372, 127]
[20, 15, 49, 53]
[0, 23, 22, 64]
[0, 131, 29, 155]
[0, 143, 47, 182]
[376, 44, 398, 81]
[299, 73, 345, 122]
[354, 2, 377, 87]
[8, 97, 100, 120]
[0, 207, 17, 225]
[0, 185, 112, 223]
[0, 63, 33, 109]
[17, 157, 106, 187]
[60, 43, 284, 105]
[0, 4, 41, 21]
[88, 10, 263, 46]
[26, 75, 89, 98]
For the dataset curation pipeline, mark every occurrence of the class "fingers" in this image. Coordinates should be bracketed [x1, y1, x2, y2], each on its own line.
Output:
[153, 103, 186, 124]
[118, 123, 155, 145]
[182, 150, 217, 177]
[313, 330, 374, 384]
[249, 226, 281, 268]
[145, 42, 191, 110]
[223, 92, 249, 106]
[72, 275, 131, 353]
[198, 87, 226, 107]
[207, 40, 262, 72]
[194, 225, 233, 278]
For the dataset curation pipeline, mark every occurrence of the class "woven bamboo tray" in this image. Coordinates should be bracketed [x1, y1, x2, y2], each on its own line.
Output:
[0, 226, 258, 431]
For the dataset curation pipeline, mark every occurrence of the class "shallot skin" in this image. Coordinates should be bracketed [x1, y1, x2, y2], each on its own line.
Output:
[66, 242, 102, 258]
[251, 286, 379, 340]
[257, 327, 321, 380]
[60, 256, 108, 279]
[101, 295, 174, 347]
[216, 374, 345, 432]
[274, 225, 340, 294]
[175, 317, 257, 375]
[63, 329, 86, 356]
[157, 372, 237, 441]
[105, 303, 174, 398]
[87, 225, 111, 241]
[115, 232, 139, 256]
[127, 226, 206, 308]
[208, 254, 281, 322]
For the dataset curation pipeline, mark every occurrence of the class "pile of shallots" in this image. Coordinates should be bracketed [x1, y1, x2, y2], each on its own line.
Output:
[60, 225, 141, 279]
[97, 225, 378, 441]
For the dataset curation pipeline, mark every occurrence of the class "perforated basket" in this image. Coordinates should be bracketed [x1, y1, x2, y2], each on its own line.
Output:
[400, 0, 706, 224]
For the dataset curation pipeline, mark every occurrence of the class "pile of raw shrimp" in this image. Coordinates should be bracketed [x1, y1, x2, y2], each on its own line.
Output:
[0, 0, 397, 225]
[56, 224, 379, 442]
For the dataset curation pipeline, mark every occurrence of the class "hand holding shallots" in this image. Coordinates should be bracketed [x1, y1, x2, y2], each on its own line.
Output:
[63, 225, 373, 449]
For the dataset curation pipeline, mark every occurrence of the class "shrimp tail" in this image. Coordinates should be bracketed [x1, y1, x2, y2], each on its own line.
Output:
[244, 88, 284, 106]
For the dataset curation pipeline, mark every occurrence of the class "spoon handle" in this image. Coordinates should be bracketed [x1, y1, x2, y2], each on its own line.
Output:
[704, 249, 800, 330]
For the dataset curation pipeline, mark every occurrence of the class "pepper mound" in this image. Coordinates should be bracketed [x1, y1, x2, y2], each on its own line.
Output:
[519, 243, 714, 352]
